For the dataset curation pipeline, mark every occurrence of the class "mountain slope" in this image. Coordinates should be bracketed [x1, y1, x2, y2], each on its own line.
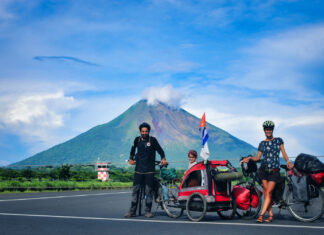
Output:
[12, 100, 257, 167]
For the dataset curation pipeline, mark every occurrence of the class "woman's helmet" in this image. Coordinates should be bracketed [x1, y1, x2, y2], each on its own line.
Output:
[139, 122, 151, 131]
[263, 120, 275, 130]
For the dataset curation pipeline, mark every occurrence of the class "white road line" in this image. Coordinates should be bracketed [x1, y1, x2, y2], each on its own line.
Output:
[0, 213, 323, 229]
[0, 191, 130, 202]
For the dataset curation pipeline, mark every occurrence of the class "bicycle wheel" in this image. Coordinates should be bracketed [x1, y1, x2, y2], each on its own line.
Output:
[217, 195, 237, 220]
[138, 185, 145, 216]
[286, 184, 324, 222]
[186, 192, 207, 222]
[161, 182, 184, 218]
[234, 181, 262, 219]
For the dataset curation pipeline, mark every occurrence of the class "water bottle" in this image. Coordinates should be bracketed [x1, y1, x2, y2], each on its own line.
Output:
[162, 184, 169, 200]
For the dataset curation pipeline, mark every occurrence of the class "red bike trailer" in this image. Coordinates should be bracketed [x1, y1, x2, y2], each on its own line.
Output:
[177, 160, 242, 221]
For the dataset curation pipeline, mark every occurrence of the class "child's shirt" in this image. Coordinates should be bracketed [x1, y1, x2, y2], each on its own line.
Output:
[188, 161, 197, 170]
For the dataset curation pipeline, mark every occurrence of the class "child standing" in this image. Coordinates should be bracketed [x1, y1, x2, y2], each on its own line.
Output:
[184, 150, 198, 175]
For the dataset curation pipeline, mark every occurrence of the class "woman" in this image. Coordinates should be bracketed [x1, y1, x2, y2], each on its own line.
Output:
[242, 120, 293, 223]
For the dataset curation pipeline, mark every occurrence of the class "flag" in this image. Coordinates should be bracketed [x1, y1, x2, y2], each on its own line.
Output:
[199, 113, 206, 130]
[199, 113, 210, 160]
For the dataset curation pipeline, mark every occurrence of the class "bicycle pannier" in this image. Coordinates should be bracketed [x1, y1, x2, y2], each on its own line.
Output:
[233, 185, 250, 210]
[272, 176, 285, 203]
[248, 186, 262, 208]
[294, 153, 324, 173]
[311, 172, 324, 186]
[291, 175, 309, 202]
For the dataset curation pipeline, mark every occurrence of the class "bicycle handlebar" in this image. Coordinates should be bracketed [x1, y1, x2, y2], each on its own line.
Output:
[127, 159, 168, 168]
[155, 160, 168, 168]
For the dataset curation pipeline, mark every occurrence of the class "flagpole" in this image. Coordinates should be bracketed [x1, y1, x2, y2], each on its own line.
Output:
[199, 113, 210, 162]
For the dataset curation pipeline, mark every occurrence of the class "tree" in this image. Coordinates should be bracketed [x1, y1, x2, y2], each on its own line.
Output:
[21, 168, 34, 180]
[58, 165, 71, 180]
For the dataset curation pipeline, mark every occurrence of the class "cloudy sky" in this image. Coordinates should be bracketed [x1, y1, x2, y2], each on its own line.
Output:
[0, 0, 323, 166]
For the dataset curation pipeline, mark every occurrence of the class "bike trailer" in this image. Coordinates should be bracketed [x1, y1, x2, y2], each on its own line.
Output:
[178, 160, 242, 207]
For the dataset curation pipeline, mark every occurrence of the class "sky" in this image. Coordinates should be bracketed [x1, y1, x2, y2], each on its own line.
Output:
[0, 0, 324, 166]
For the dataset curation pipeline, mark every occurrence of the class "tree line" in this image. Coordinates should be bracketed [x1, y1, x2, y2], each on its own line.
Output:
[0, 165, 135, 182]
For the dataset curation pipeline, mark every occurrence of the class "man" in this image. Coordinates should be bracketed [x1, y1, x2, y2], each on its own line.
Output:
[125, 122, 167, 218]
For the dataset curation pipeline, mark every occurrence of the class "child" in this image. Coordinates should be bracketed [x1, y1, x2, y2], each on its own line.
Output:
[184, 150, 198, 175]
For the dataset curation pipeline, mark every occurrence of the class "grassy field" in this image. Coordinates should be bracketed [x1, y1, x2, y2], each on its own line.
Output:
[0, 180, 132, 193]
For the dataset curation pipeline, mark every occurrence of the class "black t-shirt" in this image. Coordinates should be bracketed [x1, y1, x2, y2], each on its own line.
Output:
[130, 136, 165, 173]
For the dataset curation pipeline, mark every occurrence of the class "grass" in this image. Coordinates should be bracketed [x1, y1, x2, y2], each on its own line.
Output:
[0, 180, 132, 193]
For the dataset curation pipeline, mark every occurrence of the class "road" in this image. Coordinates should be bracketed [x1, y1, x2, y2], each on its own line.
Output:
[0, 190, 323, 235]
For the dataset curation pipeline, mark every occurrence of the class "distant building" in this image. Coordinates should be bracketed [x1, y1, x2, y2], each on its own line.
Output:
[96, 162, 110, 181]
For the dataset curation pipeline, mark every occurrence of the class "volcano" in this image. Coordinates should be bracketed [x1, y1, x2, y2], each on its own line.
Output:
[11, 100, 256, 168]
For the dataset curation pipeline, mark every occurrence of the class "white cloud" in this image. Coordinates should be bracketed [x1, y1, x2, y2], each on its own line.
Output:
[223, 24, 324, 93]
[2, 91, 73, 126]
[0, 88, 79, 145]
[143, 84, 184, 108]
[182, 85, 324, 157]
[0, 78, 144, 158]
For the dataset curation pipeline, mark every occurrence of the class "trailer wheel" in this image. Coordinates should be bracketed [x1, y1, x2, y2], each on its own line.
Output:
[186, 192, 207, 222]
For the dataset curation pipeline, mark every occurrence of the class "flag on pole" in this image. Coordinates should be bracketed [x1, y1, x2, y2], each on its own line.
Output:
[199, 113, 210, 160]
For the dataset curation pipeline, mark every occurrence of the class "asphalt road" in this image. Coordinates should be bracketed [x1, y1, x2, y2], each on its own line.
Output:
[0, 190, 323, 235]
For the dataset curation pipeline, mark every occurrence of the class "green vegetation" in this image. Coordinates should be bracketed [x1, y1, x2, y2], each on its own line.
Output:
[0, 180, 132, 193]
[0, 165, 186, 193]
[0, 165, 135, 193]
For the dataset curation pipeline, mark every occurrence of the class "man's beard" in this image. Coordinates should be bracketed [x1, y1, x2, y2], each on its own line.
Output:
[141, 134, 149, 139]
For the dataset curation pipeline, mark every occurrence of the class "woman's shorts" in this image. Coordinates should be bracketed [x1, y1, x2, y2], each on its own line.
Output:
[258, 167, 281, 183]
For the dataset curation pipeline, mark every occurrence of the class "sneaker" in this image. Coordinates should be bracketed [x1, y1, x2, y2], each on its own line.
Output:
[145, 212, 153, 218]
[124, 211, 136, 218]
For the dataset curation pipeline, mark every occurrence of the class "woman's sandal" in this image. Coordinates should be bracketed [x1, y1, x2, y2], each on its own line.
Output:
[256, 214, 264, 223]
[264, 216, 273, 223]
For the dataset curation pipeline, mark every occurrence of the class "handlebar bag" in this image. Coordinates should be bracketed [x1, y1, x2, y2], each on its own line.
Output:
[161, 168, 178, 180]
[242, 160, 257, 174]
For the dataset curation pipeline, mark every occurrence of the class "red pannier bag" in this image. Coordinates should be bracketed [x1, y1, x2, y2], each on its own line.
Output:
[233, 185, 261, 210]
[233, 185, 250, 210]
[311, 172, 324, 185]
[248, 186, 262, 208]
[250, 191, 259, 208]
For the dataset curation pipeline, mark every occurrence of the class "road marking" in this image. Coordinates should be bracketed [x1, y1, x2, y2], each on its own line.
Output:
[0, 213, 323, 229]
[0, 192, 130, 202]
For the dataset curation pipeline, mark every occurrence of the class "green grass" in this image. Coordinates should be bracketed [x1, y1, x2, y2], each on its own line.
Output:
[0, 180, 132, 193]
